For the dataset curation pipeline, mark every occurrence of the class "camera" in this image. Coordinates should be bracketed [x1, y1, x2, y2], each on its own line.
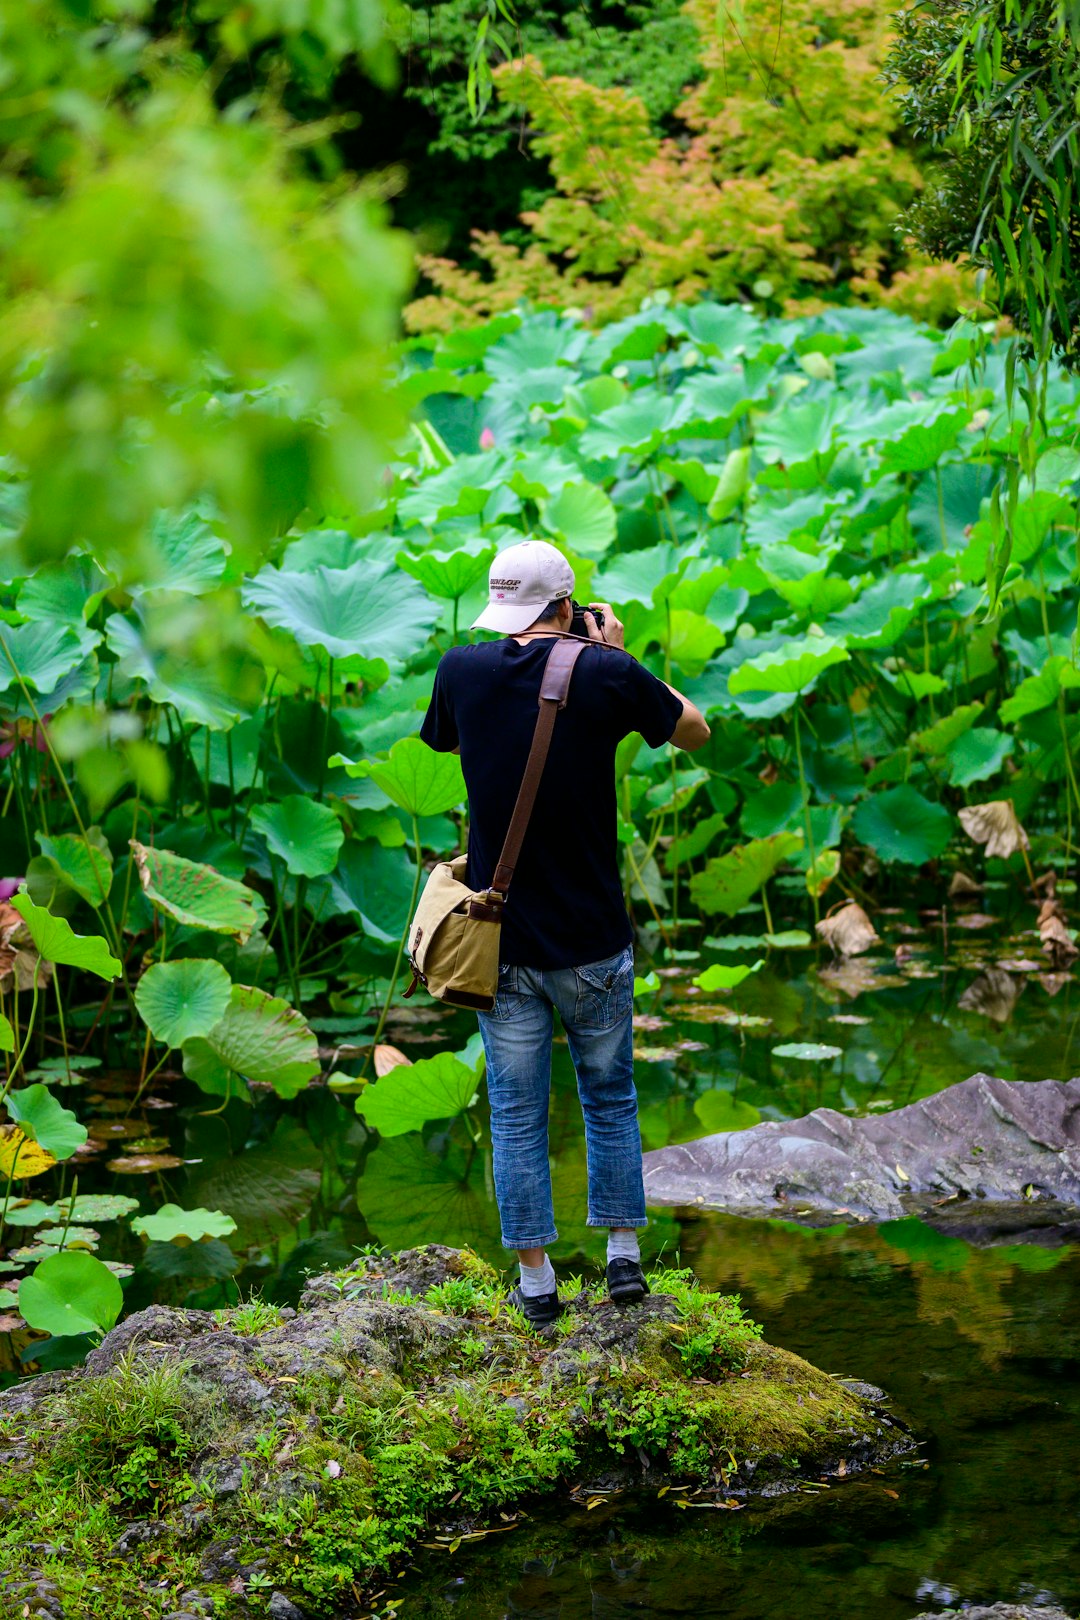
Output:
[568, 600, 605, 639]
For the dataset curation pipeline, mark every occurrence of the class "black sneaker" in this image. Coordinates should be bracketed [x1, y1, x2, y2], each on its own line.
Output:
[606, 1258, 650, 1307]
[507, 1284, 562, 1328]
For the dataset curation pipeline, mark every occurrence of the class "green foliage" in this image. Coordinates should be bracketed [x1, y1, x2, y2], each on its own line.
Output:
[19, 1251, 124, 1337]
[885, 0, 1080, 363]
[10, 893, 121, 980]
[5, 1084, 87, 1161]
[133, 958, 234, 1049]
[356, 1050, 481, 1136]
[181, 984, 321, 1101]
[130, 1205, 238, 1245]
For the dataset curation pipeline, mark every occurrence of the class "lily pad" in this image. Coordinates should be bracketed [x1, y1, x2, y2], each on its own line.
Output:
[134, 958, 233, 1049]
[692, 1090, 762, 1134]
[181, 985, 320, 1101]
[0, 1199, 59, 1227]
[36, 1227, 100, 1249]
[9, 892, 121, 980]
[250, 797, 344, 878]
[55, 1194, 140, 1223]
[105, 1154, 185, 1174]
[0, 1014, 11, 1055]
[18, 1251, 123, 1338]
[771, 1042, 843, 1061]
[130, 1204, 238, 1245]
[243, 557, 438, 666]
[132, 843, 261, 941]
[356, 1051, 479, 1138]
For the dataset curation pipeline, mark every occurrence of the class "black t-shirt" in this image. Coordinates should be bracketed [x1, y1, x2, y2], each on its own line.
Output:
[420, 637, 683, 969]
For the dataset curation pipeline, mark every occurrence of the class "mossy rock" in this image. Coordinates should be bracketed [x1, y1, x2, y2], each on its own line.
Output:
[0, 1246, 914, 1618]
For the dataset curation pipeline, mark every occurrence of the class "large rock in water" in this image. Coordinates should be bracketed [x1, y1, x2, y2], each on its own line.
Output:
[0, 1247, 912, 1617]
[644, 1074, 1080, 1232]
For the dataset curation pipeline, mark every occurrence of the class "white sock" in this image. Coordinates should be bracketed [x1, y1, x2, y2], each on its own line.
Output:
[607, 1229, 640, 1264]
[519, 1255, 556, 1297]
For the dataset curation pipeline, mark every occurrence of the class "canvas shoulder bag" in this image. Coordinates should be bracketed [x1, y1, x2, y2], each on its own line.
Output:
[405, 636, 588, 1011]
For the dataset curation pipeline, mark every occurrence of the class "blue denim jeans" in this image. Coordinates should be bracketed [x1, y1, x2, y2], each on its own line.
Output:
[477, 944, 646, 1250]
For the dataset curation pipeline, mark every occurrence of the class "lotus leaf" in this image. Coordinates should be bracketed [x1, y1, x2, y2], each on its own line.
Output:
[250, 796, 344, 878]
[0, 1128, 56, 1179]
[138, 510, 228, 595]
[334, 735, 466, 819]
[772, 1043, 843, 1061]
[396, 540, 495, 601]
[693, 1090, 761, 1134]
[690, 833, 803, 917]
[134, 958, 233, 1048]
[18, 1251, 123, 1337]
[693, 960, 764, 992]
[0, 1013, 11, 1054]
[540, 481, 616, 557]
[106, 612, 265, 731]
[10, 893, 121, 980]
[728, 637, 849, 695]
[4, 1085, 87, 1160]
[958, 800, 1030, 858]
[0, 621, 98, 696]
[944, 727, 1015, 788]
[852, 786, 952, 865]
[181, 984, 320, 1100]
[130, 1204, 238, 1245]
[2, 1200, 59, 1226]
[33, 828, 113, 907]
[36, 1226, 99, 1249]
[243, 558, 438, 665]
[306, 839, 416, 944]
[55, 1195, 140, 1223]
[356, 1051, 479, 1137]
[132, 843, 261, 941]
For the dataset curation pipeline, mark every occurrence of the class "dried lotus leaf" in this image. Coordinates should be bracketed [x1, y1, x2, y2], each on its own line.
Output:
[958, 801, 1029, 860]
[815, 900, 880, 958]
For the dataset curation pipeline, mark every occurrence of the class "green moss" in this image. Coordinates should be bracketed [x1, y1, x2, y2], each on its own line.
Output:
[0, 1250, 905, 1617]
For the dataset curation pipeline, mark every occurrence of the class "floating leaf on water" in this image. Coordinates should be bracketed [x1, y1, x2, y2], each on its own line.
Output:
[947, 870, 983, 898]
[85, 1119, 148, 1141]
[0, 1287, 18, 1308]
[55, 1194, 140, 1223]
[1, 1199, 59, 1227]
[763, 930, 813, 948]
[693, 1090, 762, 1134]
[816, 900, 880, 958]
[134, 957, 233, 1048]
[632, 1045, 683, 1062]
[36, 1226, 100, 1249]
[18, 1250, 123, 1338]
[957, 801, 1029, 860]
[0, 1127, 57, 1180]
[105, 1154, 185, 1174]
[703, 935, 768, 952]
[24, 1067, 90, 1087]
[633, 971, 661, 997]
[772, 1042, 843, 1062]
[130, 1203, 238, 1245]
[692, 960, 764, 993]
[829, 1014, 871, 1026]
[957, 968, 1022, 1023]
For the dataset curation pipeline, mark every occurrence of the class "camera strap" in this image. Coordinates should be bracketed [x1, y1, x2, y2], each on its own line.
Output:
[489, 637, 587, 898]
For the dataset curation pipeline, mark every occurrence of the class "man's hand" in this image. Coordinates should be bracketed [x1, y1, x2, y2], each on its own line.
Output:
[586, 601, 624, 650]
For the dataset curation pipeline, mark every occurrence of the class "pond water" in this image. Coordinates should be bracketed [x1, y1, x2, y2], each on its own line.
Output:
[3, 881, 1079, 1614]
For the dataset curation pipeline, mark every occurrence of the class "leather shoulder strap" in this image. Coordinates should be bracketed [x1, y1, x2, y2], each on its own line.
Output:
[490, 638, 588, 896]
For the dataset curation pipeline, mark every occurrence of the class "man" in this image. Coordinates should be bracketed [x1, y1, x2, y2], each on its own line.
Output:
[420, 538, 710, 1324]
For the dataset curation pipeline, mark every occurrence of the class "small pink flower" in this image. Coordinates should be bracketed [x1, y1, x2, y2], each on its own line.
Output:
[479, 427, 496, 450]
[0, 717, 50, 758]
[0, 879, 22, 903]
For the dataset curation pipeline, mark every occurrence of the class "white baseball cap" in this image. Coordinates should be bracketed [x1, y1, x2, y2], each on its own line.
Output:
[471, 539, 575, 634]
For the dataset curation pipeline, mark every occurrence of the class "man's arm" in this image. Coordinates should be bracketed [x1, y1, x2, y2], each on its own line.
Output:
[662, 682, 711, 751]
[585, 602, 711, 752]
